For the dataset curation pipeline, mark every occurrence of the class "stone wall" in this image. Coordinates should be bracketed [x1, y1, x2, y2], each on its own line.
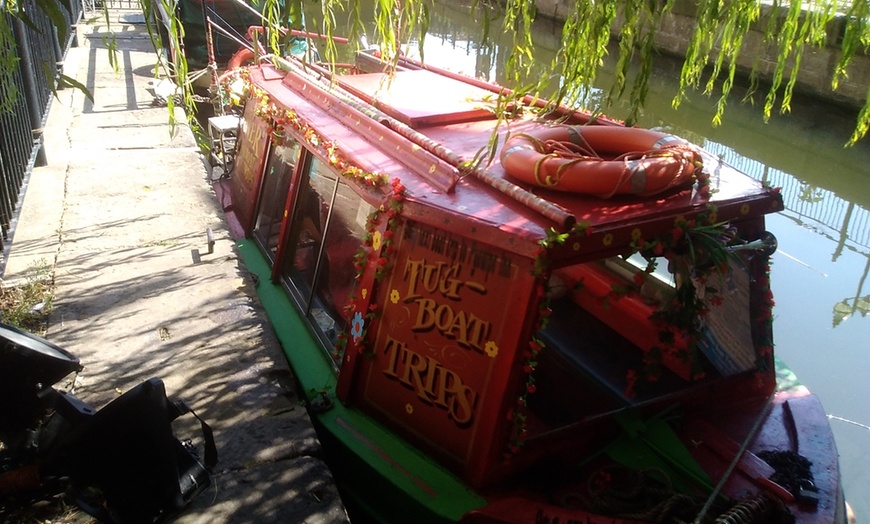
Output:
[534, 0, 869, 110]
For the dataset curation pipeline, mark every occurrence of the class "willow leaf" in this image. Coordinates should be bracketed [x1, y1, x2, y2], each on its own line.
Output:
[34, 0, 68, 43]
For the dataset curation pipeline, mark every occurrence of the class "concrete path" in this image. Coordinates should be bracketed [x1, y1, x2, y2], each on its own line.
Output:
[2, 10, 348, 524]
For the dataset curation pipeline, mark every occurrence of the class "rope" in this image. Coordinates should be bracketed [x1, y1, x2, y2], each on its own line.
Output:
[522, 133, 696, 198]
[578, 466, 709, 522]
[693, 393, 775, 524]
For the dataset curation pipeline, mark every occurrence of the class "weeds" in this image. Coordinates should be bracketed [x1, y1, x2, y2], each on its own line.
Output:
[0, 259, 53, 334]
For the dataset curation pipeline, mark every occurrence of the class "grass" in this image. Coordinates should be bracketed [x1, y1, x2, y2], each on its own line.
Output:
[0, 259, 54, 334]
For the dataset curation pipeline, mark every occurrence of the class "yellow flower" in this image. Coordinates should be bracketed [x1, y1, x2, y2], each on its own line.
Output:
[485, 340, 499, 358]
[741, 204, 750, 215]
[631, 228, 642, 241]
[405, 404, 414, 415]
[372, 230, 382, 251]
[361, 288, 368, 299]
[602, 233, 613, 246]
[390, 289, 400, 304]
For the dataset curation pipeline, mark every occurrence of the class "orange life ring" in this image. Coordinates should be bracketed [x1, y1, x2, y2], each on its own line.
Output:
[499, 125, 702, 198]
[217, 48, 257, 85]
[227, 47, 255, 70]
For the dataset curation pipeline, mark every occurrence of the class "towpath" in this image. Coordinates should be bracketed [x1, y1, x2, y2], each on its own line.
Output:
[1, 9, 348, 524]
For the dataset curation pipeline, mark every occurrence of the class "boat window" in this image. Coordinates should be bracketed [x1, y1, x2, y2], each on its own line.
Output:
[252, 140, 301, 261]
[526, 255, 755, 434]
[281, 156, 372, 367]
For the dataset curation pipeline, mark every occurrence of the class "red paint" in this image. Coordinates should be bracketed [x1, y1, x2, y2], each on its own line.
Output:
[228, 53, 844, 523]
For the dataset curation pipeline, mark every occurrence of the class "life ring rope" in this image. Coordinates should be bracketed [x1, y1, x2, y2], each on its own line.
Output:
[500, 126, 703, 198]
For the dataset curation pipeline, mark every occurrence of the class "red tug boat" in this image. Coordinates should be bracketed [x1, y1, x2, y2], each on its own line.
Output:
[212, 42, 849, 523]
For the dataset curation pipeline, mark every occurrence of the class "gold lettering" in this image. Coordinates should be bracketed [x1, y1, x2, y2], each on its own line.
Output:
[412, 299, 492, 352]
[382, 336, 402, 378]
[434, 303, 453, 332]
[403, 258, 477, 301]
[438, 263, 463, 299]
[403, 259, 425, 300]
[413, 298, 437, 332]
[380, 340, 478, 428]
[401, 350, 429, 402]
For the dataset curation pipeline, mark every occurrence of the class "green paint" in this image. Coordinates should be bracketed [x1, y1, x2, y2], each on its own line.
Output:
[237, 240, 487, 523]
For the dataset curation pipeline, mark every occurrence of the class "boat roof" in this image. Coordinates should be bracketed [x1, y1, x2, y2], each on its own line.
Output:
[248, 63, 783, 261]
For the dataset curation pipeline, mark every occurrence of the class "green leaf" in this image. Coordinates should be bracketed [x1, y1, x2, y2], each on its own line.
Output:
[35, 0, 69, 44]
[58, 72, 94, 102]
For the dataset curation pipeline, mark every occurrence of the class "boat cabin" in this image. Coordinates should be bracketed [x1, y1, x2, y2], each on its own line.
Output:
[217, 50, 843, 522]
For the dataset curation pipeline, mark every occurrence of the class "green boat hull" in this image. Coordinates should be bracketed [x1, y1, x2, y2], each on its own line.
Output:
[238, 239, 486, 523]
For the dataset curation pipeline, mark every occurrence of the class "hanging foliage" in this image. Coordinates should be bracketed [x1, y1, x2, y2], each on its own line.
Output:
[4, 0, 869, 143]
[481, 0, 869, 144]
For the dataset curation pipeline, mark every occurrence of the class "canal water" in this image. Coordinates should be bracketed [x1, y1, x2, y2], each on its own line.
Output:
[326, 0, 870, 518]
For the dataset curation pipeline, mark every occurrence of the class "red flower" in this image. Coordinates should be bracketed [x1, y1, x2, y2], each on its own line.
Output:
[526, 384, 537, 394]
[523, 364, 534, 373]
[377, 257, 388, 267]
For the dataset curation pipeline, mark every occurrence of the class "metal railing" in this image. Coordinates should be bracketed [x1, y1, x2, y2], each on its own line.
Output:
[85, 0, 140, 11]
[706, 141, 870, 252]
[0, 0, 82, 260]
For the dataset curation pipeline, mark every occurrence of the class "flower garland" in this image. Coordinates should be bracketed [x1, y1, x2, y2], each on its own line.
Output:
[504, 222, 589, 459]
[752, 259, 775, 385]
[606, 213, 727, 393]
[227, 75, 391, 188]
[336, 178, 406, 362]
[504, 210, 771, 454]
[225, 76, 406, 363]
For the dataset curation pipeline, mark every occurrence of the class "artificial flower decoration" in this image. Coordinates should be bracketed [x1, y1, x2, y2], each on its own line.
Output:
[351, 311, 365, 344]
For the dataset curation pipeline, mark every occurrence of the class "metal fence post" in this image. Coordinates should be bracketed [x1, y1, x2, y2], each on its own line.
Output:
[10, 14, 46, 167]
